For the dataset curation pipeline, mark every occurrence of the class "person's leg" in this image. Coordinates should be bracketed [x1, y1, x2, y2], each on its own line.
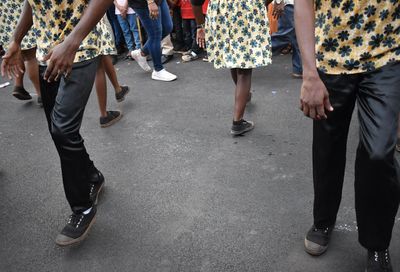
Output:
[117, 14, 135, 52]
[172, 7, 185, 50]
[233, 68, 252, 121]
[102, 55, 130, 102]
[107, 5, 125, 52]
[134, 8, 163, 71]
[39, 58, 100, 214]
[304, 72, 359, 256]
[103, 55, 122, 93]
[282, 5, 302, 76]
[95, 57, 108, 118]
[95, 56, 124, 127]
[397, 117, 400, 152]
[182, 19, 192, 50]
[159, 0, 173, 40]
[271, 7, 292, 54]
[355, 62, 400, 252]
[128, 13, 142, 50]
[190, 19, 201, 54]
[21, 48, 41, 97]
[230, 68, 238, 85]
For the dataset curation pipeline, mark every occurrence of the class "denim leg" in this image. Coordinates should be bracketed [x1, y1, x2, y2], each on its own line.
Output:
[106, 5, 124, 47]
[159, 0, 173, 39]
[127, 14, 142, 50]
[271, 5, 302, 74]
[134, 8, 163, 71]
[284, 5, 302, 74]
[117, 15, 135, 51]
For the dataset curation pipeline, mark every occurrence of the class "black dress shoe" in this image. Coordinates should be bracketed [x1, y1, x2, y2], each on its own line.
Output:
[161, 54, 173, 64]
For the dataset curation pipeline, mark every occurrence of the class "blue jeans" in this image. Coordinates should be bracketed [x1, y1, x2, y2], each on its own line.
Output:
[134, 0, 173, 71]
[271, 5, 302, 74]
[117, 14, 142, 51]
[106, 5, 124, 47]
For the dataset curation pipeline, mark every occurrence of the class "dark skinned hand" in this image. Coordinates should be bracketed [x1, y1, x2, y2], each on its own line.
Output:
[300, 74, 334, 120]
[1, 41, 25, 80]
[43, 39, 79, 82]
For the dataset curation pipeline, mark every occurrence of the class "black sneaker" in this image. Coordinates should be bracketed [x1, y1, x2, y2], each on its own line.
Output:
[89, 170, 105, 205]
[12, 86, 32, 100]
[115, 86, 130, 102]
[304, 225, 334, 256]
[231, 119, 255, 136]
[100, 111, 122, 128]
[396, 138, 400, 153]
[55, 206, 97, 246]
[366, 250, 393, 272]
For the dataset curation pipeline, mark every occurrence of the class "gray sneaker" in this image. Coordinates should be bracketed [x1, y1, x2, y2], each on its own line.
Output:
[231, 119, 255, 136]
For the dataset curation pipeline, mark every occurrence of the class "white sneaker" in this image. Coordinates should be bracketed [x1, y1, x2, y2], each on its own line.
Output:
[131, 49, 152, 72]
[151, 69, 177, 82]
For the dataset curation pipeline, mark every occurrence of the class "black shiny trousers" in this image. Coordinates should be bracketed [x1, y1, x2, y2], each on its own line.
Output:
[313, 62, 400, 251]
[39, 58, 99, 214]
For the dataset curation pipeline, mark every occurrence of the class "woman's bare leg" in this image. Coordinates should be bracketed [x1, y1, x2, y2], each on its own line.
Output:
[233, 68, 252, 121]
[95, 56, 108, 118]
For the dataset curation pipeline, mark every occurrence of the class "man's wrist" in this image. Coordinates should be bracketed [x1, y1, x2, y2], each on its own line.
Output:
[196, 23, 205, 29]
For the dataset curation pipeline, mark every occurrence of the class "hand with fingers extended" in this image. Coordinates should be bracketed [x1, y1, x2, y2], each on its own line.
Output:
[300, 74, 334, 120]
[43, 39, 79, 82]
[1, 41, 25, 80]
[196, 27, 206, 48]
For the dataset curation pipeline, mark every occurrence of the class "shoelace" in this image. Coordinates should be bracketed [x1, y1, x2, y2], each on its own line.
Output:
[373, 250, 391, 270]
[67, 213, 84, 229]
[313, 227, 330, 234]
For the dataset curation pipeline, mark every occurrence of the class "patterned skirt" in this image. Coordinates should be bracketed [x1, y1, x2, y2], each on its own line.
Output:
[206, 0, 272, 69]
[0, 0, 36, 51]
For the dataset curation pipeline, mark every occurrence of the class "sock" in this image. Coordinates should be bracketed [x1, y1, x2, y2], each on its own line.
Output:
[83, 207, 92, 215]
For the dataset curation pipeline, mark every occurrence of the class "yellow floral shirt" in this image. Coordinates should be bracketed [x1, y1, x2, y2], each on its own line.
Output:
[27, 0, 114, 63]
[315, 0, 400, 74]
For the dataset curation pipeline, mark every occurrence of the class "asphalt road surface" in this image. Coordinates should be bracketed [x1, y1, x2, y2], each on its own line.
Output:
[1, 54, 399, 272]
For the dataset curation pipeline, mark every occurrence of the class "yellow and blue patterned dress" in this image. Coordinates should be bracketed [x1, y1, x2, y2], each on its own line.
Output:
[206, 0, 272, 69]
[0, 0, 36, 51]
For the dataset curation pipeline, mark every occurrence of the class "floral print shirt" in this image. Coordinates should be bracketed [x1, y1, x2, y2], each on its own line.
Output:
[0, 0, 37, 51]
[315, 0, 400, 74]
[27, 0, 105, 63]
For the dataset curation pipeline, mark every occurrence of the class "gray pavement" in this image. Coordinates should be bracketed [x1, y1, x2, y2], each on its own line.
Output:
[0, 54, 399, 272]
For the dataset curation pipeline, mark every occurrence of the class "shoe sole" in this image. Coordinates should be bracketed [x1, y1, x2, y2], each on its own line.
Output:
[94, 181, 105, 205]
[55, 216, 96, 247]
[230, 123, 255, 136]
[304, 238, 328, 256]
[12, 92, 32, 100]
[116, 88, 130, 103]
[151, 75, 177, 82]
[100, 113, 123, 128]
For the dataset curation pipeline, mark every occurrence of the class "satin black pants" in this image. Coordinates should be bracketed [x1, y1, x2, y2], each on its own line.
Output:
[39, 57, 99, 214]
[313, 61, 400, 251]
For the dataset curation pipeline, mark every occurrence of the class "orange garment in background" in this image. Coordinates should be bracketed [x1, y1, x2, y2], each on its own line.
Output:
[268, 3, 278, 34]
[180, 0, 209, 19]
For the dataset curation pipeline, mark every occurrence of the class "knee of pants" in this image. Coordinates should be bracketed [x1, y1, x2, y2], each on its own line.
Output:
[50, 124, 79, 146]
[363, 145, 392, 162]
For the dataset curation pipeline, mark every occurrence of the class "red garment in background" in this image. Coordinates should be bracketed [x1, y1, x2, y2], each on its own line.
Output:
[180, 0, 209, 19]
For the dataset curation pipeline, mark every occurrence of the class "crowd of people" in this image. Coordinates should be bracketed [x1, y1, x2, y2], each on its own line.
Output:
[0, 0, 399, 271]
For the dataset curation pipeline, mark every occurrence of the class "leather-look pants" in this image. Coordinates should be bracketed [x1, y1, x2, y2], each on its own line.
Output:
[39, 58, 99, 214]
[313, 61, 400, 251]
